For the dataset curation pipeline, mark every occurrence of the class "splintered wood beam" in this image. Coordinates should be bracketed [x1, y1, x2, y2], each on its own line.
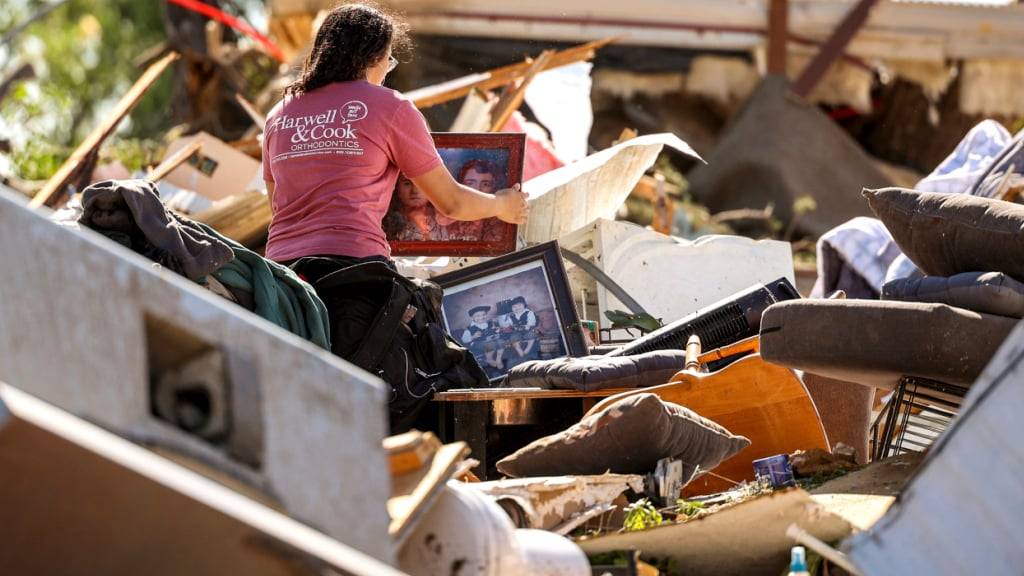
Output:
[145, 141, 203, 183]
[488, 50, 554, 132]
[791, 0, 878, 98]
[29, 51, 179, 209]
[406, 37, 616, 109]
[234, 93, 266, 128]
[767, 0, 789, 75]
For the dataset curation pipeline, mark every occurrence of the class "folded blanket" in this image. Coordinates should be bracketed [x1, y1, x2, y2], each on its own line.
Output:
[503, 349, 686, 392]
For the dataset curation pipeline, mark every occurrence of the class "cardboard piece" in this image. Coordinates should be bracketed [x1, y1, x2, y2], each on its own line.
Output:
[163, 131, 262, 202]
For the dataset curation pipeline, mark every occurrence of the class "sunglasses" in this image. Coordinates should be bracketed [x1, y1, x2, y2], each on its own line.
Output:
[387, 55, 398, 73]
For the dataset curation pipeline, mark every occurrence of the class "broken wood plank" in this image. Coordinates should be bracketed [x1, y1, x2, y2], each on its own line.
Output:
[629, 173, 677, 235]
[193, 190, 271, 248]
[385, 430, 442, 477]
[29, 52, 179, 209]
[791, 0, 878, 99]
[435, 387, 636, 402]
[388, 441, 470, 546]
[228, 135, 262, 160]
[405, 37, 616, 109]
[697, 335, 760, 365]
[489, 50, 554, 132]
[234, 93, 266, 128]
[768, 0, 789, 75]
[145, 140, 202, 183]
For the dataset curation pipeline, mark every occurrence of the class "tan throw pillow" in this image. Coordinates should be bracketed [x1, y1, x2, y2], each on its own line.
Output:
[495, 393, 750, 482]
[864, 187, 1024, 281]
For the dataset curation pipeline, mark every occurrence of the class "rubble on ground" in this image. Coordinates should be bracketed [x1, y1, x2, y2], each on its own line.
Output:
[2, 1, 1024, 575]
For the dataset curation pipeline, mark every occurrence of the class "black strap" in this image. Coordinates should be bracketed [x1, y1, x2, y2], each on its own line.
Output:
[309, 259, 415, 372]
[349, 280, 412, 371]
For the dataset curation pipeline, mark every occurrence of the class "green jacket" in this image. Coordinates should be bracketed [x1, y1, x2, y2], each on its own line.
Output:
[195, 222, 331, 350]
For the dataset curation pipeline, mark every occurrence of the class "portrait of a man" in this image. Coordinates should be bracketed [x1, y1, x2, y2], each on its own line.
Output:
[383, 133, 525, 256]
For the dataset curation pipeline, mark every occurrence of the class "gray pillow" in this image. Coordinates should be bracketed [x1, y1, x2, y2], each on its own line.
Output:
[503, 350, 686, 392]
[883, 271, 1024, 319]
[864, 187, 1024, 282]
[495, 393, 750, 481]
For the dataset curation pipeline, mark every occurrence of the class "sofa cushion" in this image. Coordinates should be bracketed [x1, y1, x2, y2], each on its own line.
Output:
[503, 350, 686, 392]
[864, 187, 1024, 281]
[883, 271, 1024, 319]
[495, 393, 750, 481]
[760, 299, 1018, 389]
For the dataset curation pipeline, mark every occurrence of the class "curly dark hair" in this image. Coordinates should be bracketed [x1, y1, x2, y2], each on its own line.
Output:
[285, 3, 410, 96]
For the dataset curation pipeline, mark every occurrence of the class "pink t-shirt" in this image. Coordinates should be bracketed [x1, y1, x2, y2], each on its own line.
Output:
[262, 81, 442, 261]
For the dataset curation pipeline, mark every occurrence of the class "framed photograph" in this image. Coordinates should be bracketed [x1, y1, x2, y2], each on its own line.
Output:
[432, 241, 588, 382]
[384, 132, 525, 257]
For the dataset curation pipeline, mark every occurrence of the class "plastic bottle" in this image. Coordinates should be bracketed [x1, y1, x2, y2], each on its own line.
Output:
[788, 545, 811, 576]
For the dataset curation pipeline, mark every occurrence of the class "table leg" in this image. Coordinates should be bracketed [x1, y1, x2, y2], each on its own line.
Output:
[453, 401, 489, 479]
[437, 400, 450, 443]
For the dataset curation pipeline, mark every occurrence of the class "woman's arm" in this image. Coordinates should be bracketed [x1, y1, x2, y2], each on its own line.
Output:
[411, 165, 528, 224]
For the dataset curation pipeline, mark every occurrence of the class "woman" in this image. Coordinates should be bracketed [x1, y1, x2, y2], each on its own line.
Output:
[262, 4, 516, 432]
[262, 3, 527, 266]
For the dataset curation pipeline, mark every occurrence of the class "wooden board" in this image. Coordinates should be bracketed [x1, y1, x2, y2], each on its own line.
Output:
[435, 387, 635, 402]
[29, 52, 178, 208]
[145, 140, 202, 183]
[388, 441, 470, 546]
[586, 354, 828, 495]
[405, 38, 615, 109]
[193, 190, 272, 248]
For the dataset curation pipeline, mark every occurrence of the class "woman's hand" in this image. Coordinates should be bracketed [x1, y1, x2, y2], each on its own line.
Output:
[413, 166, 529, 223]
[495, 184, 529, 224]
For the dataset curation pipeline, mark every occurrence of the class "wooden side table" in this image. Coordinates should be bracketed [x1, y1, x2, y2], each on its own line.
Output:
[434, 387, 634, 479]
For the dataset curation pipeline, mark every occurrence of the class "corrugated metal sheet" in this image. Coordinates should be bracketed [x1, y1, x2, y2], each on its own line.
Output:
[845, 321, 1024, 575]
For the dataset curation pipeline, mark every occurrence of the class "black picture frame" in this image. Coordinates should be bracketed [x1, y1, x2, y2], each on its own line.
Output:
[432, 241, 587, 382]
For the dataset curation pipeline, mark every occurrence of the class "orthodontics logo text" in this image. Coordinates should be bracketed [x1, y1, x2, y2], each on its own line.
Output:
[270, 100, 368, 161]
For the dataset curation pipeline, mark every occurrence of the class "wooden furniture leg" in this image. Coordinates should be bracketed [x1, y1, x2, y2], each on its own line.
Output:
[452, 401, 489, 479]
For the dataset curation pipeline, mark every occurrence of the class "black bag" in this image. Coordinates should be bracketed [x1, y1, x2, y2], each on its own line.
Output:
[294, 258, 488, 433]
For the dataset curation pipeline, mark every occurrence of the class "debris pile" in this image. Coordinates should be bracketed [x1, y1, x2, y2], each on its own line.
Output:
[2, 1, 1024, 575]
